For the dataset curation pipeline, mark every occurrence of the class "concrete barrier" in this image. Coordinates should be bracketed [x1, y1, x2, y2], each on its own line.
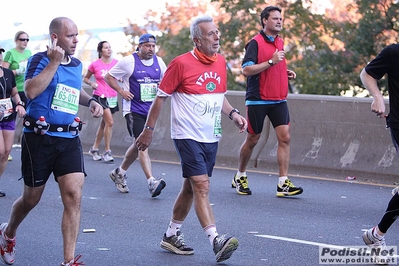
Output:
[76, 88, 397, 182]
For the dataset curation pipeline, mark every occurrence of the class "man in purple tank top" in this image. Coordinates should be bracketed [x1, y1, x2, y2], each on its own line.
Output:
[105, 34, 168, 197]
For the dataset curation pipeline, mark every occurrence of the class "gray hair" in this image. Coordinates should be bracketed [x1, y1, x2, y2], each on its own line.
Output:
[190, 15, 213, 45]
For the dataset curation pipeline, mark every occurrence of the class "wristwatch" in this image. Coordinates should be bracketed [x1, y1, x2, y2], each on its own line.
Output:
[229, 108, 240, 120]
[17, 101, 25, 107]
[268, 59, 274, 66]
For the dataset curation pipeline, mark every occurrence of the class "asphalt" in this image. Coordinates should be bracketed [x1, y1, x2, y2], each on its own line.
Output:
[1, 145, 398, 266]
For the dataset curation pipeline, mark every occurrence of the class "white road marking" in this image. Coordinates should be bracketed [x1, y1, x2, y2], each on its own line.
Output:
[254, 234, 399, 259]
[255, 234, 349, 249]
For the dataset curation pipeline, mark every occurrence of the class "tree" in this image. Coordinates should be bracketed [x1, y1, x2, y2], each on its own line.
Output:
[141, 0, 211, 64]
[129, 0, 399, 95]
[283, 0, 357, 95]
[211, 0, 272, 90]
[213, 0, 398, 95]
[334, 0, 399, 95]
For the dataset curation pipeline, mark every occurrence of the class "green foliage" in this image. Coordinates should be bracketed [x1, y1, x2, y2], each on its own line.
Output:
[213, 0, 398, 96]
[157, 28, 193, 65]
[336, 0, 399, 95]
[215, 0, 262, 62]
[131, 0, 399, 95]
[290, 49, 361, 95]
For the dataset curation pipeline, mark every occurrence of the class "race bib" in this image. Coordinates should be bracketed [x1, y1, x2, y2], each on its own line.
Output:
[0, 98, 13, 118]
[107, 96, 118, 108]
[214, 114, 222, 138]
[140, 83, 157, 102]
[51, 83, 80, 114]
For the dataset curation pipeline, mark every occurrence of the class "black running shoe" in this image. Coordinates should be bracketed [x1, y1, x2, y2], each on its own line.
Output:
[232, 174, 252, 195]
[276, 179, 303, 197]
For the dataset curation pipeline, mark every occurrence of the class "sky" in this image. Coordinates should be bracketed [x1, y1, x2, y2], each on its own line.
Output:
[1, 0, 333, 41]
[1, 0, 177, 40]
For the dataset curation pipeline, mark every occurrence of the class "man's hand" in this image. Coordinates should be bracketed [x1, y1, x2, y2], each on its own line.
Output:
[89, 101, 103, 118]
[371, 95, 386, 118]
[272, 48, 285, 65]
[287, 70, 296, 80]
[231, 113, 248, 133]
[46, 38, 65, 65]
[136, 130, 153, 151]
[121, 90, 134, 101]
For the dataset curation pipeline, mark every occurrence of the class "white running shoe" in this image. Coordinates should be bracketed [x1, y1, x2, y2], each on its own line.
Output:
[109, 168, 129, 193]
[0, 223, 16, 265]
[88, 148, 102, 161]
[160, 231, 194, 255]
[148, 178, 166, 198]
[103, 150, 114, 162]
[363, 227, 388, 265]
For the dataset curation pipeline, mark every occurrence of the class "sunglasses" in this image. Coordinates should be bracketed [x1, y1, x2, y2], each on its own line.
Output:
[18, 38, 29, 42]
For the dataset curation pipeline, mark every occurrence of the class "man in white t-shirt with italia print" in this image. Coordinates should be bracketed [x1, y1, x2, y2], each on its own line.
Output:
[136, 15, 247, 263]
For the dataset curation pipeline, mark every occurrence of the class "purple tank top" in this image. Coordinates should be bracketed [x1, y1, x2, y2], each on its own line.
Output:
[128, 53, 161, 116]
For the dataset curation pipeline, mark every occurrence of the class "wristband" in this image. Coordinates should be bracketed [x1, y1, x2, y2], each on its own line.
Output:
[145, 125, 154, 131]
[87, 97, 98, 107]
[229, 108, 240, 120]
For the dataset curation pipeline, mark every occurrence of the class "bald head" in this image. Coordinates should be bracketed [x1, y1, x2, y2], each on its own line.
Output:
[48, 17, 79, 57]
[49, 17, 74, 35]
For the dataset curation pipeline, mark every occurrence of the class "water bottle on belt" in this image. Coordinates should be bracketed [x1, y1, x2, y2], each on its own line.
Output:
[70, 117, 81, 136]
[34, 116, 48, 135]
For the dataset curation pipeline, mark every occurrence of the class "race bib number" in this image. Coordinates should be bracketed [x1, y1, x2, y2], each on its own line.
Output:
[0, 98, 13, 118]
[140, 83, 157, 102]
[51, 83, 80, 114]
[214, 114, 222, 138]
[107, 96, 118, 108]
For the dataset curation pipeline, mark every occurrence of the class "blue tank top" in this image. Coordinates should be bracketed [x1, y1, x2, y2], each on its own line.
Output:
[24, 52, 83, 138]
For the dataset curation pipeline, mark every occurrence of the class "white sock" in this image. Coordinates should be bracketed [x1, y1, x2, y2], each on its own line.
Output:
[3, 231, 14, 241]
[166, 219, 183, 237]
[119, 167, 127, 176]
[279, 176, 288, 186]
[147, 176, 155, 185]
[236, 171, 246, 179]
[204, 224, 218, 245]
[373, 226, 384, 239]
